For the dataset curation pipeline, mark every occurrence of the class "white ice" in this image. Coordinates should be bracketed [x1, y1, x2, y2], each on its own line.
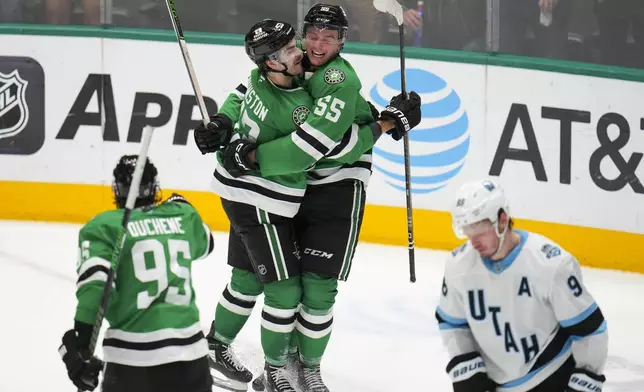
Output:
[1, 220, 643, 392]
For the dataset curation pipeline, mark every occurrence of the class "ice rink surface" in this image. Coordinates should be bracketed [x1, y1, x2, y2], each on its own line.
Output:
[1, 220, 643, 392]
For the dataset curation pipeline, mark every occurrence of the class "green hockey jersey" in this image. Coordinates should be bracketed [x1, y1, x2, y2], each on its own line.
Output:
[211, 68, 312, 218]
[74, 195, 214, 367]
[254, 54, 377, 186]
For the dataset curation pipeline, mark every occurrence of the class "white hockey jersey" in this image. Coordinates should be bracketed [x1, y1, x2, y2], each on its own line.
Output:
[436, 230, 608, 391]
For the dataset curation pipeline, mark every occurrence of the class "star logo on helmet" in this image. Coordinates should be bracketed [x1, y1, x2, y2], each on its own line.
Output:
[324, 68, 345, 84]
[292, 105, 311, 126]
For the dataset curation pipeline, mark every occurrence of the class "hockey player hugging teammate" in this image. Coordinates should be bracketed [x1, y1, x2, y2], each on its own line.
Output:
[58, 155, 215, 392]
[436, 179, 608, 392]
[192, 10, 421, 392]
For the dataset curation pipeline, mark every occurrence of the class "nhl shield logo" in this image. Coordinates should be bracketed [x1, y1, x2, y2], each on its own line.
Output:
[0, 70, 29, 140]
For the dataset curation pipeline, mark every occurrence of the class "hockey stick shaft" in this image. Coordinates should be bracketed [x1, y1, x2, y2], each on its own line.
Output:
[86, 126, 155, 361]
[399, 25, 416, 283]
[164, 0, 210, 126]
[373, 0, 416, 282]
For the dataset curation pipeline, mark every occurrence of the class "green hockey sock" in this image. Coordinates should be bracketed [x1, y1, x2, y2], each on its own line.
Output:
[213, 268, 263, 344]
[261, 276, 302, 366]
[296, 272, 338, 367]
[288, 326, 299, 356]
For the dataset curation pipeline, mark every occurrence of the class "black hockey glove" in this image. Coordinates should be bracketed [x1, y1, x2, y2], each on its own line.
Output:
[221, 139, 259, 178]
[379, 91, 422, 141]
[59, 323, 104, 391]
[193, 114, 233, 155]
[565, 368, 605, 392]
[446, 352, 496, 392]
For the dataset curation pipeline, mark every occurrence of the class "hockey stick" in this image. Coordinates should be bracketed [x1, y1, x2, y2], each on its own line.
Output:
[84, 126, 155, 386]
[373, 0, 416, 283]
[164, 0, 210, 126]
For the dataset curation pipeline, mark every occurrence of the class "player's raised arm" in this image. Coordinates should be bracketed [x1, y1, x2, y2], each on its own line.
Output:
[252, 81, 420, 176]
[209, 80, 388, 170]
[193, 81, 247, 155]
[254, 75, 361, 175]
[550, 256, 608, 392]
[221, 91, 420, 178]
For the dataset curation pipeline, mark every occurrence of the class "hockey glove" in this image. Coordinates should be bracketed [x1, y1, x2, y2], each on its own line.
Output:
[221, 139, 259, 178]
[379, 91, 422, 141]
[194, 114, 233, 155]
[446, 352, 496, 392]
[59, 325, 104, 391]
[566, 368, 605, 392]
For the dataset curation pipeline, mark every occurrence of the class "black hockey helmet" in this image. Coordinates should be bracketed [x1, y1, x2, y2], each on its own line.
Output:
[112, 154, 160, 209]
[245, 19, 296, 66]
[303, 3, 349, 42]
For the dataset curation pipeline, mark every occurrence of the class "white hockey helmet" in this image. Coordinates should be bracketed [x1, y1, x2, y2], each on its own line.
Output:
[450, 179, 510, 239]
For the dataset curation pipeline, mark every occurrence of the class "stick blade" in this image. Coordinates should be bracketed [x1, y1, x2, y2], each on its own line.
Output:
[373, 0, 404, 25]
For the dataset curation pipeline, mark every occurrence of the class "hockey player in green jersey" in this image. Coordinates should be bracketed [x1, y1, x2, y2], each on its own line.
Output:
[58, 155, 215, 392]
[194, 17, 407, 392]
[211, 5, 422, 391]
[199, 19, 314, 392]
[193, 18, 406, 392]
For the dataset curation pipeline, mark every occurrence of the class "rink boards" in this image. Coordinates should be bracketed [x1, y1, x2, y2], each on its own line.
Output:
[0, 26, 643, 273]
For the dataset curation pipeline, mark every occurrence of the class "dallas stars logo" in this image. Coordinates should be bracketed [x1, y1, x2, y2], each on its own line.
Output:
[324, 68, 345, 84]
[292, 105, 311, 126]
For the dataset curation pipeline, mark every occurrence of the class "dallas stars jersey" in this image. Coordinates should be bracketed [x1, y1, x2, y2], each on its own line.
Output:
[255, 55, 376, 186]
[436, 230, 608, 391]
[211, 68, 312, 218]
[74, 195, 214, 367]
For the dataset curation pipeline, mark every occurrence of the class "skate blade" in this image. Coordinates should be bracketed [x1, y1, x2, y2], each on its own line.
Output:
[211, 368, 248, 392]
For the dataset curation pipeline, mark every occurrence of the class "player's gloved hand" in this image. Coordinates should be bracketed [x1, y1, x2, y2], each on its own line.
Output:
[379, 91, 422, 141]
[221, 139, 259, 178]
[565, 369, 605, 392]
[446, 352, 496, 392]
[193, 114, 233, 155]
[59, 327, 104, 391]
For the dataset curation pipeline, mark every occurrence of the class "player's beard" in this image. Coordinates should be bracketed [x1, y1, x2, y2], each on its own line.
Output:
[287, 55, 304, 75]
[274, 49, 304, 76]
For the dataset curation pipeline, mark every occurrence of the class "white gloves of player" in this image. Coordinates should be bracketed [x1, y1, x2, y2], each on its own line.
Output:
[566, 368, 605, 392]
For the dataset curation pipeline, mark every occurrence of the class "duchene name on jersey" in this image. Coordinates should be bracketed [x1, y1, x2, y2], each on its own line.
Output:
[127, 217, 185, 237]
